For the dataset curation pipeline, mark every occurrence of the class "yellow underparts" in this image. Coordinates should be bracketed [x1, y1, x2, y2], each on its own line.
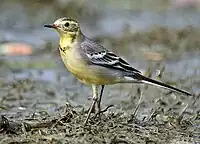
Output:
[61, 52, 116, 85]
[59, 33, 118, 85]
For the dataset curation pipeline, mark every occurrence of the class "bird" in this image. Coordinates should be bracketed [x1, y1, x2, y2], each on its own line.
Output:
[44, 17, 192, 125]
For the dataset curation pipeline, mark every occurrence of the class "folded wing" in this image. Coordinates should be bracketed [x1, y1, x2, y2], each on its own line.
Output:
[81, 38, 141, 73]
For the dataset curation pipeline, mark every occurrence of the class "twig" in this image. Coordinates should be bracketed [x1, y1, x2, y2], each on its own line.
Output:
[146, 107, 157, 122]
[176, 104, 188, 124]
[132, 90, 143, 117]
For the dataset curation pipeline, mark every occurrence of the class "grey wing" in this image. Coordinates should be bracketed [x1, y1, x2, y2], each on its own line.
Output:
[80, 37, 142, 74]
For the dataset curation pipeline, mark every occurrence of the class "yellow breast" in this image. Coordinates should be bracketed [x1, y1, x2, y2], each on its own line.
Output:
[60, 47, 90, 83]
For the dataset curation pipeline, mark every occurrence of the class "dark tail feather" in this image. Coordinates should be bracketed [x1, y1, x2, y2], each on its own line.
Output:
[136, 74, 192, 96]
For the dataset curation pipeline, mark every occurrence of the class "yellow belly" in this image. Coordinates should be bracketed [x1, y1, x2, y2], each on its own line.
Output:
[60, 51, 116, 85]
[66, 61, 115, 85]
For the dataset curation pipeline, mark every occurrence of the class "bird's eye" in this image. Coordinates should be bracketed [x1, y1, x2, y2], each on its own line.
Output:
[64, 22, 70, 27]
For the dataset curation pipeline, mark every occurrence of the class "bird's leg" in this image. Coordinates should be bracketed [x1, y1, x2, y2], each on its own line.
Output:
[84, 85, 98, 125]
[97, 85, 105, 119]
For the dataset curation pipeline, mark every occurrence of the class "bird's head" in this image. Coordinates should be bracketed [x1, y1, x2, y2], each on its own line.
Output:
[44, 17, 80, 36]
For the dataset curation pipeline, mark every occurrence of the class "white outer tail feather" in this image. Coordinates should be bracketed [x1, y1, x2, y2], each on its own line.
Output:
[124, 75, 191, 96]
[141, 80, 173, 91]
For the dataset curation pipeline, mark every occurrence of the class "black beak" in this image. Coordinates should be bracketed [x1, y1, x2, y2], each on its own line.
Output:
[44, 24, 56, 28]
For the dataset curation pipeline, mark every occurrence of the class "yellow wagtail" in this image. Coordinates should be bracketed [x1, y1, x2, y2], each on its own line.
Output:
[44, 17, 192, 124]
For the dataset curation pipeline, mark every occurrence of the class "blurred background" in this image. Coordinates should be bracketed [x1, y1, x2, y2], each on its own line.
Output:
[0, 0, 200, 120]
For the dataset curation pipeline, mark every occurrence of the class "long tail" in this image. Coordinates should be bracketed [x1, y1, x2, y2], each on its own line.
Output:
[132, 73, 192, 96]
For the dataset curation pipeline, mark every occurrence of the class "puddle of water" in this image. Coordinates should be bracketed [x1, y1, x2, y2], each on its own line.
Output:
[7, 69, 57, 82]
[96, 9, 200, 36]
[165, 52, 200, 77]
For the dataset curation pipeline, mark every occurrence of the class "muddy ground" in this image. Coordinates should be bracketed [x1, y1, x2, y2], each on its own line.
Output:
[0, 0, 200, 143]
